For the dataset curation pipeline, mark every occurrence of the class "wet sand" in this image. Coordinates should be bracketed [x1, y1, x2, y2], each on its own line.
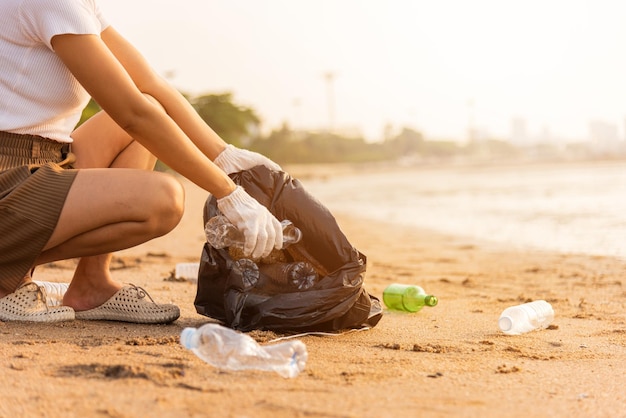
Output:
[1, 171, 624, 418]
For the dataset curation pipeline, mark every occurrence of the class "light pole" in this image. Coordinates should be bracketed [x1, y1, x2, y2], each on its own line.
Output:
[467, 98, 475, 143]
[324, 72, 336, 133]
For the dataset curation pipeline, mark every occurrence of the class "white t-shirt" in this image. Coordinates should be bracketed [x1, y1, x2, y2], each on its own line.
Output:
[0, 0, 110, 143]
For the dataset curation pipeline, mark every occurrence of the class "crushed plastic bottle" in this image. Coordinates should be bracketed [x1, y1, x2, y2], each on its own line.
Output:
[498, 300, 554, 335]
[174, 262, 200, 281]
[33, 281, 69, 307]
[382, 283, 438, 312]
[180, 323, 308, 378]
[205, 215, 302, 250]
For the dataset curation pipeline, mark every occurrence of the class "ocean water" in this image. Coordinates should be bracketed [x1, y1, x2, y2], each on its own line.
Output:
[299, 160, 626, 259]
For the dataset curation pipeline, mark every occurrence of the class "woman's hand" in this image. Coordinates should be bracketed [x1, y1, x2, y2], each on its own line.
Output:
[214, 144, 281, 174]
[216, 186, 283, 259]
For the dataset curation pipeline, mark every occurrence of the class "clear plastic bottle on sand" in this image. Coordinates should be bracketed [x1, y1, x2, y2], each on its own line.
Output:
[498, 300, 554, 335]
[33, 281, 69, 307]
[205, 215, 302, 250]
[382, 284, 438, 312]
[259, 261, 318, 290]
[180, 323, 308, 378]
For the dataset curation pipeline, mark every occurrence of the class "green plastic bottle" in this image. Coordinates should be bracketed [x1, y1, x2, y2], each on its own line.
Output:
[382, 284, 438, 312]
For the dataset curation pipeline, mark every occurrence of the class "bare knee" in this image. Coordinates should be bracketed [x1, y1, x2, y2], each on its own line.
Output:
[148, 174, 185, 236]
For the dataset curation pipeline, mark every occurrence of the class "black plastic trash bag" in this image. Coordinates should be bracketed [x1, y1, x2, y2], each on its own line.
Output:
[194, 165, 383, 332]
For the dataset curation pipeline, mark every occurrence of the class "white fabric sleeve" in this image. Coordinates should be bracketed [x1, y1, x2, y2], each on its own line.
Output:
[19, 0, 108, 50]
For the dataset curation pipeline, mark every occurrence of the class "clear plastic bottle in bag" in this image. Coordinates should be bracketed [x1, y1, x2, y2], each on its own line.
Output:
[180, 323, 308, 378]
[259, 261, 319, 291]
[498, 300, 554, 335]
[205, 215, 302, 250]
[231, 258, 260, 289]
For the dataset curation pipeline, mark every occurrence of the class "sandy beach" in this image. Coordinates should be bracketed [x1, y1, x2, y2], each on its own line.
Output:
[1, 168, 625, 418]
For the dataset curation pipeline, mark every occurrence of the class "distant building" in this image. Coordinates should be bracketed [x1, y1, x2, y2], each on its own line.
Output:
[510, 117, 528, 146]
[588, 120, 621, 154]
[539, 124, 552, 144]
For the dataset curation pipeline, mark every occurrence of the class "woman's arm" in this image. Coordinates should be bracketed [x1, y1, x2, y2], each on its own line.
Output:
[51, 31, 234, 198]
[98, 27, 281, 175]
[51, 30, 283, 258]
[99, 26, 229, 161]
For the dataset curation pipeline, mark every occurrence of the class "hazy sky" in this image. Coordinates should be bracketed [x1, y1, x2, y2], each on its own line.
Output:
[101, 0, 626, 142]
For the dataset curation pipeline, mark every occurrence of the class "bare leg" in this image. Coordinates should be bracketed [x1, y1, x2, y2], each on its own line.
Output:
[70, 108, 158, 170]
[40, 168, 184, 310]
[38, 99, 184, 311]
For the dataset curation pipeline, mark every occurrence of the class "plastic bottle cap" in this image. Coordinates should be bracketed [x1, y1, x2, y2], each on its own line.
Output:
[425, 295, 438, 307]
[180, 327, 196, 349]
[498, 316, 513, 332]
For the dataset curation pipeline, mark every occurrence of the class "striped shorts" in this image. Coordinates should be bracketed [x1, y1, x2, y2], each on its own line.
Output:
[0, 131, 77, 292]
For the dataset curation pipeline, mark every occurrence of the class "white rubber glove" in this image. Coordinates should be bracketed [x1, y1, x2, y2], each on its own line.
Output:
[217, 186, 283, 259]
[214, 144, 281, 174]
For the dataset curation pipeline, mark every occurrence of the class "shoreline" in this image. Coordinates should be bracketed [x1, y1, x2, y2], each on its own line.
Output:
[287, 160, 626, 261]
[283, 156, 626, 180]
[1, 176, 625, 418]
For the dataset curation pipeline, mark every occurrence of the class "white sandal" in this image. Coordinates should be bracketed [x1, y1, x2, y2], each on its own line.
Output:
[0, 282, 75, 322]
[75, 284, 180, 324]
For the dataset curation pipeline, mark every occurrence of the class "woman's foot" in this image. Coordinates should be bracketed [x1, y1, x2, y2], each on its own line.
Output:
[62, 255, 179, 324]
[62, 280, 122, 312]
[61, 253, 123, 311]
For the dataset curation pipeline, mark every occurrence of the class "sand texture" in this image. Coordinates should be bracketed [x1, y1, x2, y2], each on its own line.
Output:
[1, 174, 624, 418]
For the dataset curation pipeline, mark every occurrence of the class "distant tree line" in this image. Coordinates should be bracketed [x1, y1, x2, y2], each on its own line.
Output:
[78, 92, 518, 166]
